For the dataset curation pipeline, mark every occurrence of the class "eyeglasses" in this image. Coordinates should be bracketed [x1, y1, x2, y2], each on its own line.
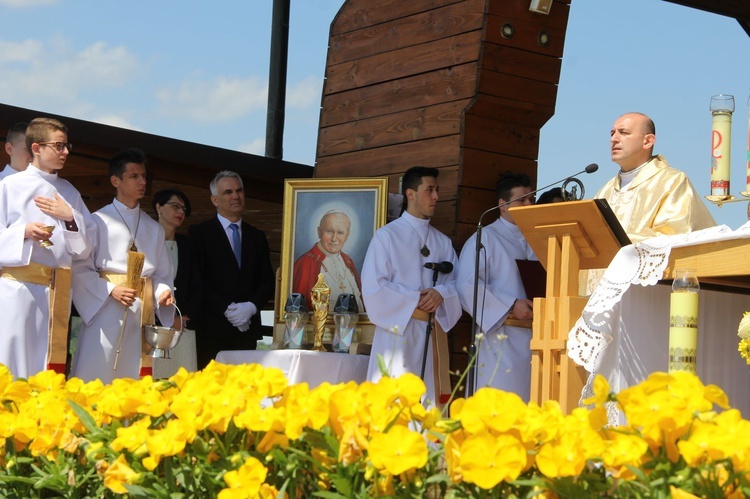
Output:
[39, 142, 73, 153]
[165, 202, 187, 213]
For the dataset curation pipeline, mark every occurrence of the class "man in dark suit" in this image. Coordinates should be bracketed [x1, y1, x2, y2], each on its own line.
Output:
[188, 170, 275, 369]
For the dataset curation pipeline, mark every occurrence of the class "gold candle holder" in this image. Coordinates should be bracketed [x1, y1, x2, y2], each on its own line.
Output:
[40, 225, 55, 247]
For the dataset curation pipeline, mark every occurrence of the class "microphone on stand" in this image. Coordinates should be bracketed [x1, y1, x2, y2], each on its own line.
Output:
[464, 163, 598, 398]
[424, 261, 454, 273]
[420, 261, 454, 381]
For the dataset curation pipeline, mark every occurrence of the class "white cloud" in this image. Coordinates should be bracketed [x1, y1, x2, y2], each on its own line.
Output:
[0, 39, 44, 63]
[155, 74, 322, 123]
[90, 114, 143, 132]
[238, 137, 265, 155]
[70, 42, 139, 86]
[155, 76, 268, 122]
[0, 37, 139, 108]
[286, 75, 322, 109]
[0, 0, 56, 6]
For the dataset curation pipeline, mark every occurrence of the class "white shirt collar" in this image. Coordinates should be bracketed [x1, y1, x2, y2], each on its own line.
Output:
[402, 211, 431, 240]
[619, 158, 652, 190]
[217, 213, 241, 233]
[112, 197, 140, 212]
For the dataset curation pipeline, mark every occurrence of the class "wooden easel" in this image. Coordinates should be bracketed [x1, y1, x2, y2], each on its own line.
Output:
[510, 200, 629, 413]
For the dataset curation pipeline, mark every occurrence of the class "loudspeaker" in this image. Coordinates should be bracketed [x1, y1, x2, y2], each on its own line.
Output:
[529, 0, 553, 15]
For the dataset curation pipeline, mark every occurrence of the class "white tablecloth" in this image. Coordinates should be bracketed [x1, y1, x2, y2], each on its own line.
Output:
[604, 284, 750, 418]
[215, 349, 370, 388]
[568, 225, 750, 423]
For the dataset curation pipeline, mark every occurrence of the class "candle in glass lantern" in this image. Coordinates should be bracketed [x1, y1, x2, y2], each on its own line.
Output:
[710, 94, 734, 197]
[668, 268, 699, 373]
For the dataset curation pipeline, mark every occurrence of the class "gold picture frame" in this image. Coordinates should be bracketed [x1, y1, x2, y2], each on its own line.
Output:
[277, 177, 389, 324]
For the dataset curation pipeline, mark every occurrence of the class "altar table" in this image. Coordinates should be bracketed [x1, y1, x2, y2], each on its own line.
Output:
[567, 225, 750, 421]
[215, 349, 370, 388]
[605, 283, 750, 417]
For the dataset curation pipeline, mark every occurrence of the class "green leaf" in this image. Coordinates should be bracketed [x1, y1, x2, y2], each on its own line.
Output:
[124, 483, 153, 496]
[329, 474, 353, 496]
[66, 398, 100, 435]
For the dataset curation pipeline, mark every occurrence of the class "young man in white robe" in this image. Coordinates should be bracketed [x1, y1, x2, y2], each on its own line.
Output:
[1, 121, 31, 181]
[0, 117, 93, 378]
[71, 148, 175, 384]
[362, 166, 461, 407]
[456, 172, 537, 401]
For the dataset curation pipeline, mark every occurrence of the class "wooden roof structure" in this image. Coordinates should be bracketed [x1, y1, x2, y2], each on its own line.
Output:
[665, 0, 750, 36]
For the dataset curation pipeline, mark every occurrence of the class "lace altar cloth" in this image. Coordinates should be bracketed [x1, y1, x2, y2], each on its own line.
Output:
[567, 223, 750, 423]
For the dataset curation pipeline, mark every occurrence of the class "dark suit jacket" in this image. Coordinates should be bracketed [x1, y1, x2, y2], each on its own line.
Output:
[188, 217, 275, 368]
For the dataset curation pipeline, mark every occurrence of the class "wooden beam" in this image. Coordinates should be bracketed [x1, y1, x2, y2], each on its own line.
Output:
[329, 0, 484, 64]
[325, 31, 482, 94]
[331, 0, 464, 35]
[316, 135, 461, 176]
[485, 14, 567, 58]
[481, 43, 563, 84]
[317, 100, 468, 156]
[321, 62, 478, 127]
[463, 114, 540, 158]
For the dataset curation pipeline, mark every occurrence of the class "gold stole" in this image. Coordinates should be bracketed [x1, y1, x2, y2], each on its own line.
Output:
[1, 262, 72, 374]
[98, 272, 156, 377]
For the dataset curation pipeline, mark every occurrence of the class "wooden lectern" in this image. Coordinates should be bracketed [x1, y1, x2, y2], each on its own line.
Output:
[510, 199, 630, 413]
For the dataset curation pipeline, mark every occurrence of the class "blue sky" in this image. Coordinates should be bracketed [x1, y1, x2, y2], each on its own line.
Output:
[2, 0, 749, 228]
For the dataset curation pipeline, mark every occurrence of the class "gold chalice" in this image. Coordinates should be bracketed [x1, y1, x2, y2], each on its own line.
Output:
[40, 225, 55, 247]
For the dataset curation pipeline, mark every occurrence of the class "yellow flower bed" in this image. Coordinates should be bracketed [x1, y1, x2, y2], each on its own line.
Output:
[1, 362, 749, 497]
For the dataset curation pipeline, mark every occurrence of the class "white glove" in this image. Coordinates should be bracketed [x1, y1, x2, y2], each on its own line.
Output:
[225, 301, 256, 329]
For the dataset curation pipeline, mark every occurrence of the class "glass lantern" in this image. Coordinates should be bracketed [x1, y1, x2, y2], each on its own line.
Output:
[283, 293, 309, 349]
[332, 293, 359, 353]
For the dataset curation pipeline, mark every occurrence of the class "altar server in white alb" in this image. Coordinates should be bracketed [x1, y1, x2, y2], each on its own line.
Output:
[0, 117, 93, 378]
[1, 121, 31, 181]
[71, 148, 174, 383]
[456, 172, 537, 401]
[362, 166, 461, 406]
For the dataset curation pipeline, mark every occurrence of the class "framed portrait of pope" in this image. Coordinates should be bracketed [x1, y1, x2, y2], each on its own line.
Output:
[277, 177, 389, 324]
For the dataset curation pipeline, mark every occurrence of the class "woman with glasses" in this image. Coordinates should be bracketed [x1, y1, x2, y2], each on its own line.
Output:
[151, 188, 198, 377]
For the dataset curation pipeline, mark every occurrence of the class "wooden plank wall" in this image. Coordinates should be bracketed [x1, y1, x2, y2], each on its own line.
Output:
[316, 0, 485, 237]
[315, 0, 571, 383]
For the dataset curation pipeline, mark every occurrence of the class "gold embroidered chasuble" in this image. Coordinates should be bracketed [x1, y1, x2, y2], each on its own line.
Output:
[583, 155, 716, 295]
[596, 154, 716, 243]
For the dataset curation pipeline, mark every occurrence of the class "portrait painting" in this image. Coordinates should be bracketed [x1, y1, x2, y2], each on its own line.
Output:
[278, 178, 388, 323]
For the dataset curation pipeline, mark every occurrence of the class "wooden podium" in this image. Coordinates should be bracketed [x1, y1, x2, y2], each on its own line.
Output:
[510, 200, 630, 413]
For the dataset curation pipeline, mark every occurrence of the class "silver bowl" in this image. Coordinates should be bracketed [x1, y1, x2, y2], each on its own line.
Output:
[142, 305, 184, 358]
[143, 325, 183, 358]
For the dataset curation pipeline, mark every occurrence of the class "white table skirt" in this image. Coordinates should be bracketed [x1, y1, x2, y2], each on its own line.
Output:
[602, 284, 750, 418]
[215, 349, 370, 388]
